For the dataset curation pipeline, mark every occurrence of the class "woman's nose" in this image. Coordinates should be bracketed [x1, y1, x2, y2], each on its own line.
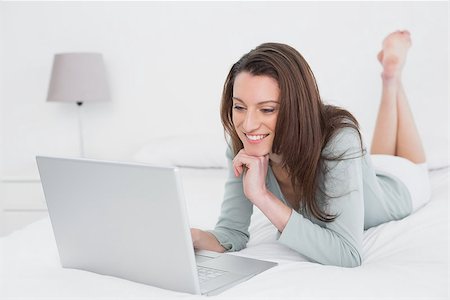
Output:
[243, 111, 260, 132]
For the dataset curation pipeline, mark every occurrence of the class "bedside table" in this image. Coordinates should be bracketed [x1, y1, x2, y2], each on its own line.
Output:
[0, 177, 49, 236]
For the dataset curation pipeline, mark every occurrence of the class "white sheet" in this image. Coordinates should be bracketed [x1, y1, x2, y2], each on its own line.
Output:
[1, 167, 448, 299]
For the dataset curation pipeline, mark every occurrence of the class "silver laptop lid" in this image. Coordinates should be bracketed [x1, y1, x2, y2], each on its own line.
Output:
[36, 156, 201, 294]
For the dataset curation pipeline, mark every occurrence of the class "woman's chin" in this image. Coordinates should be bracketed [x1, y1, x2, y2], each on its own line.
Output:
[243, 145, 270, 157]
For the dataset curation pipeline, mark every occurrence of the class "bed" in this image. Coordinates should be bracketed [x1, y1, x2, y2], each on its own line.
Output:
[1, 151, 448, 299]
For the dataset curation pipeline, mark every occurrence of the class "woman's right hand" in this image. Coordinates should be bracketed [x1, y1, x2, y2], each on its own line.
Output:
[190, 228, 226, 253]
[232, 149, 270, 205]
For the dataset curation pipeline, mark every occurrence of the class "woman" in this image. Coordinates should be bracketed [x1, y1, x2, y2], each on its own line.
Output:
[191, 30, 430, 267]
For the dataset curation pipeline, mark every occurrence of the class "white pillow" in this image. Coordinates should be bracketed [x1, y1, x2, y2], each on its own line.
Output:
[133, 133, 229, 168]
[133, 129, 449, 171]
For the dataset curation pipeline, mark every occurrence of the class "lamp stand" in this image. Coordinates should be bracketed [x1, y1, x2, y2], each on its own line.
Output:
[77, 101, 85, 157]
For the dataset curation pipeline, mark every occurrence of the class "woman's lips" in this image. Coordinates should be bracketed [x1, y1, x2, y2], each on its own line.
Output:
[244, 133, 269, 144]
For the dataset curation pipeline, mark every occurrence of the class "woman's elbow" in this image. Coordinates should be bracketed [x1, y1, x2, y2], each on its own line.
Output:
[339, 251, 362, 268]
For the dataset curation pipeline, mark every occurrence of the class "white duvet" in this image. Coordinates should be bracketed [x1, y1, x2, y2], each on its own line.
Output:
[1, 167, 448, 299]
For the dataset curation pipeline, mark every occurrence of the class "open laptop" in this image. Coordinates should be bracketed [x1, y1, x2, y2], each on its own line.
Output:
[36, 156, 277, 295]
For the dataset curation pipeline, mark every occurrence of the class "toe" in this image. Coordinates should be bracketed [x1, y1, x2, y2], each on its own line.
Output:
[377, 50, 384, 63]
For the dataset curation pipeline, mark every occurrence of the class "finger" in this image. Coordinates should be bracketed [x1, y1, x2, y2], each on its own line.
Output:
[233, 150, 265, 177]
[232, 158, 244, 176]
[233, 158, 259, 179]
[233, 156, 249, 177]
[235, 154, 266, 169]
[234, 164, 243, 177]
[235, 162, 245, 176]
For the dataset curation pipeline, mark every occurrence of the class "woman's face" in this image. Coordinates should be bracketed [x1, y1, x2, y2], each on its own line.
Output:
[232, 72, 280, 157]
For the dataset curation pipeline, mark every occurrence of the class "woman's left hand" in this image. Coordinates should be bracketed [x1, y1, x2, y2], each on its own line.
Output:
[232, 149, 270, 204]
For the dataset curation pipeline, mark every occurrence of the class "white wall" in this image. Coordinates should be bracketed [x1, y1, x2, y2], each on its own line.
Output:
[0, 3, 4, 176]
[0, 3, 4, 228]
[1, 1, 448, 179]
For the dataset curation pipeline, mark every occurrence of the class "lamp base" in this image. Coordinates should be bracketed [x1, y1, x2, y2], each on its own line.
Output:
[76, 102, 84, 157]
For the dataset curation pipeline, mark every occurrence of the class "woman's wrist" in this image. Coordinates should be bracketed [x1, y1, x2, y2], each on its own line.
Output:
[250, 188, 275, 208]
[253, 191, 292, 232]
[248, 188, 271, 206]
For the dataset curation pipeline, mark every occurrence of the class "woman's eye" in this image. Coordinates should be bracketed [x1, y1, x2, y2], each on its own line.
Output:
[261, 108, 275, 113]
[233, 105, 245, 111]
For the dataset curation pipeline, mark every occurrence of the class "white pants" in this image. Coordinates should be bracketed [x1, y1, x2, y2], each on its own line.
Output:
[371, 154, 431, 212]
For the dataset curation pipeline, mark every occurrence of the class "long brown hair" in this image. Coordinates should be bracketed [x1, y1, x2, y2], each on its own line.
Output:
[220, 42, 364, 222]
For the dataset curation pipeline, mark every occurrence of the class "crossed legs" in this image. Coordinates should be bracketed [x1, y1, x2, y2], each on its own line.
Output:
[370, 30, 426, 164]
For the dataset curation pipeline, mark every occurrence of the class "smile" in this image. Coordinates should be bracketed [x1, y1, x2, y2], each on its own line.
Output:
[244, 133, 269, 143]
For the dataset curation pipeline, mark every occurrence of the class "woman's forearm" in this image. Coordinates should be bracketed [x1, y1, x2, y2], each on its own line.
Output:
[252, 191, 293, 232]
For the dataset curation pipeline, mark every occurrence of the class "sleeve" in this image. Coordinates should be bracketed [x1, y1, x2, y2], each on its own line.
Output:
[278, 128, 365, 267]
[207, 146, 253, 251]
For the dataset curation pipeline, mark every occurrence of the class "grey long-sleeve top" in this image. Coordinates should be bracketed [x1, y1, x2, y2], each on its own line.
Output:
[208, 127, 412, 268]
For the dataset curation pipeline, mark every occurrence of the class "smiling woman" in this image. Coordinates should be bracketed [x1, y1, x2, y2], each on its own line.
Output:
[190, 33, 432, 268]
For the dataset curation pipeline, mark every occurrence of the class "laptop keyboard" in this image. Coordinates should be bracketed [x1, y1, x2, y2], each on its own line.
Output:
[197, 266, 227, 283]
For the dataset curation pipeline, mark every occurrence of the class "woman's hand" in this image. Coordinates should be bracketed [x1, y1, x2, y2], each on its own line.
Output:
[191, 228, 226, 253]
[232, 149, 270, 204]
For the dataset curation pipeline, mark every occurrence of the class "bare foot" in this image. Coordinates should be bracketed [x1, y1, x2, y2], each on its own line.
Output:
[377, 30, 412, 81]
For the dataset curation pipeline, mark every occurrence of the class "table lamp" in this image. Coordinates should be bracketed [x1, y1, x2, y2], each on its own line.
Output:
[47, 53, 110, 157]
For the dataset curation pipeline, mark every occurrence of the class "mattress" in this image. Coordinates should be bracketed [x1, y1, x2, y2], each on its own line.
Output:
[1, 167, 448, 299]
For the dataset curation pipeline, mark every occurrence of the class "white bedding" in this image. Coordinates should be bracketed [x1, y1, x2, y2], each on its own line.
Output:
[1, 167, 448, 299]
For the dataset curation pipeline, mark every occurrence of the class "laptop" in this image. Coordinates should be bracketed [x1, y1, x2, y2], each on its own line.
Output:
[36, 156, 277, 295]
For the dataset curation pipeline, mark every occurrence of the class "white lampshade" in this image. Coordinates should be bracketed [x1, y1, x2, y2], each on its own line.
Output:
[47, 53, 110, 103]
